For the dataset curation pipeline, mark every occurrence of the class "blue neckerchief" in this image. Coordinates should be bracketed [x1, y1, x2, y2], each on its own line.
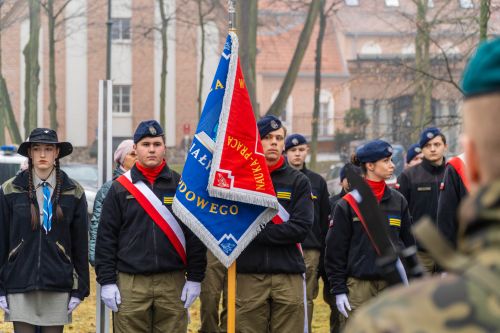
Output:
[41, 182, 53, 233]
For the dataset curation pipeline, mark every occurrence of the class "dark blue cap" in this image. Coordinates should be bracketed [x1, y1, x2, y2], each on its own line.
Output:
[285, 133, 307, 151]
[356, 139, 393, 163]
[339, 162, 362, 182]
[406, 143, 422, 163]
[257, 115, 282, 138]
[419, 127, 442, 148]
[133, 120, 164, 143]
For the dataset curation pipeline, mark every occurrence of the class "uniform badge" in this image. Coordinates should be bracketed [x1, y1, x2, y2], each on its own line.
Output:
[427, 132, 434, 139]
[270, 120, 279, 129]
[292, 138, 299, 146]
[163, 196, 174, 205]
[276, 191, 292, 200]
[415, 147, 422, 153]
[149, 126, 157, 135]
[388, 146, 393, 153]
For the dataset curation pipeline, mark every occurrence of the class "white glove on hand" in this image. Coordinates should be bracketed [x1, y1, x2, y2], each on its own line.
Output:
[336, 293, 351, 318]
[67, 296, 81, 314]
[0, 296, 9, 314]
[101, 284, 121, 312]
[181, 281, 201, 308]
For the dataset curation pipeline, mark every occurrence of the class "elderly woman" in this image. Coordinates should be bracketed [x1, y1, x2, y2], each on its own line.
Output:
[88, 139, 136, 266]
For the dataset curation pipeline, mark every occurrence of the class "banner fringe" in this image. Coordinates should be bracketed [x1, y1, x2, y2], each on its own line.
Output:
[173, 197, 275, 268]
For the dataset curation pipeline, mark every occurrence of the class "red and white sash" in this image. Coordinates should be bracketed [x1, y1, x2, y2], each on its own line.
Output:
[117, 171, 187, 265]
[272, 203, 309, 333]
[447, 154, 470, 192]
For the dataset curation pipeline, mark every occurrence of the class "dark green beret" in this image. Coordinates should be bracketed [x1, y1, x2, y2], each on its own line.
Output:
[462, 38, 500, 98]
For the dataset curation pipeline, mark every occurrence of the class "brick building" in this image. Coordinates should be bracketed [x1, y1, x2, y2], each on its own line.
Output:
[0, 0, 497, 156]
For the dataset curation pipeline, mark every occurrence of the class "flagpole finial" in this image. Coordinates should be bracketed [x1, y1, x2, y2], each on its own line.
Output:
[228, 0, 237, 32]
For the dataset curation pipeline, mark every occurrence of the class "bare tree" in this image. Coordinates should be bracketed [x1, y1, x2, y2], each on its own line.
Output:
[310, 0, 339, 170]
[266, 0, 321, 117]
[195, 0, 218, 119]
[237, 0, 258, 116]
[40, 0, 73, 131]
[24, 0, 41, 137]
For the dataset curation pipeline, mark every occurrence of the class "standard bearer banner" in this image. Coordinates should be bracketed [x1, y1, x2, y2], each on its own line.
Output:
[173, 32, 278, 267]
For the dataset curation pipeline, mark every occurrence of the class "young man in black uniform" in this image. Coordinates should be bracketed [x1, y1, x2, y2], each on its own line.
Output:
[95, 120, 207, 333]
[285, 133, 330, 332]
[397, 127, 447, 273]
[235, 116, 313, 333]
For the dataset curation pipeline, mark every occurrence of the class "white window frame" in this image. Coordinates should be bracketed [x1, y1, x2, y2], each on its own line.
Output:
[271, 91, 293, 133]
[385, 0, 399, 7]
[345, 0, 359, 6]
[113, 85, 132, 114]
[360, 41, 382, 55]
[111, 18, 131, 41]
[319, 90, 335, 136]
[459, 0, 473, 8]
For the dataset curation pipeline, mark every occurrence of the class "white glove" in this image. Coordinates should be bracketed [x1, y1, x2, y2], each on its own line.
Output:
[181, 280, 201, 308]
[336, 293, 351, 318]
[67, 296, 81, 314]
[101, 284, 121, 312]
[0, 296, 9, 314]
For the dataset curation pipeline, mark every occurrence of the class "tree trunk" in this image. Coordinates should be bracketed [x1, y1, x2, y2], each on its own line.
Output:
[237, 0, 258, 116]
[479, 0, 490, 42]
[0, 76, 23, 144]
[197, 0, 205, 119]
[266, 0, 321, 117]
[23, 0, 41, 137]
[47, 0, 58, 130]
[158, 0, 168, 130]
[412, 0, 432, 139]
[309, 0, 326, 171]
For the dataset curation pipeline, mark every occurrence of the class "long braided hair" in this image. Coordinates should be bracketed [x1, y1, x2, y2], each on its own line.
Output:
[27, 152, 65, 230]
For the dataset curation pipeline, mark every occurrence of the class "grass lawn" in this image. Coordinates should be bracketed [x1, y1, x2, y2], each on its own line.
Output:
[0, 268, 333, 332]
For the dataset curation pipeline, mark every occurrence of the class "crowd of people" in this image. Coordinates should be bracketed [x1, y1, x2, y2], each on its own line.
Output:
[0, 38, 499, 333]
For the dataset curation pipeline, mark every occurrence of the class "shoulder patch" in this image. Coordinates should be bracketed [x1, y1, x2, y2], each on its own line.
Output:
[276, 189, 292, 200]
[163, 195, 174, 205]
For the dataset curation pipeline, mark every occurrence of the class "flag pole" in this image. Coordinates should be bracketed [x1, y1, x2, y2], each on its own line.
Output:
[227, 3, 237, 333]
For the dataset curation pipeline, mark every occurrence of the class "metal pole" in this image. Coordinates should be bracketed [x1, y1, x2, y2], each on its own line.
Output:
[228, 0, 236, 31]
[106, 0, 112, 80]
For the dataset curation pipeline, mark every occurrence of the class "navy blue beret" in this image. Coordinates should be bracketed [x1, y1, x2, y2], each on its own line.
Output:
[257, 115, 282, 138]
[406, 143, 422, 163]
[285, 133, 307, 151]
[133, 120, 164, 143]
[356, 139, 393, 163]
[462, 38, 500, 98]
[419, 127, 442, 148]
[339, 162, 362, 182]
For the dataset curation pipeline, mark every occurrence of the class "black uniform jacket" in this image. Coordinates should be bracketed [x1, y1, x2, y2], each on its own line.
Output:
[325, 186, 415, 295]
[437, 164, 468, 248]
[397, 158, 446, 222]
[0, 170, 90, 300]
[95, 164, 207, 285]
[237, 163, 313, 274]
[301, 166, 330, 250]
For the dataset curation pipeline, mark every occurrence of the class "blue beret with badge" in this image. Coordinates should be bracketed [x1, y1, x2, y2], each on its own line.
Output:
[257, 115, 282, 139]
[406, 143, 422, 163]
[133, 120, 164, 143]
[418, 127, 442, 148]
[461, 38, 500, 98]
[356, 139, 393, 163]
[285, 133, 307, 151]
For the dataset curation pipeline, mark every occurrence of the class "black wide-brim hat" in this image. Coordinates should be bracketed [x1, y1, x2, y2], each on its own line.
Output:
[18, 128, 73, 158]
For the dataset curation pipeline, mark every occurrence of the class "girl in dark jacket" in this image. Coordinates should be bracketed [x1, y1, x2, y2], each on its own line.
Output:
[0, 128, 89, 333]
[324, 139, 415, 328]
